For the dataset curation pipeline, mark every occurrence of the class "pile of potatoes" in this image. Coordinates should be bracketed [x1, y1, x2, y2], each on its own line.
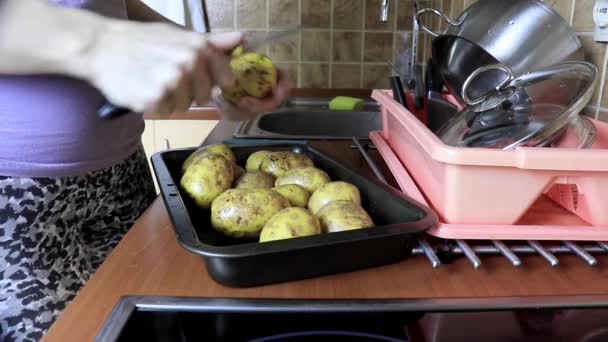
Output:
[180, 144, 374, 243]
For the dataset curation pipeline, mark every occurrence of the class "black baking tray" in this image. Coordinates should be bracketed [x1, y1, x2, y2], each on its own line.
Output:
[151, 143, 437, 287]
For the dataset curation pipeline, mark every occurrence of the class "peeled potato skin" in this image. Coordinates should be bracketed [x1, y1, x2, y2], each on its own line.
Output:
[308, 181, 361, 215]
[274, 166, 330, 193]
[259, 207, 321, 242]
[317, 200, 374, 233]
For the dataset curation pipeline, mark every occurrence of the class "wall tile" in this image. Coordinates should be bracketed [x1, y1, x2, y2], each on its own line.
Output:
[206, 0, 234, 29]
[396, 0, 414, 31]
[269, 0, 299, 28]
[300, 64, 330, 88]
[365, 0, 396, 30]
[302, 0, 331, 28]
[268, 32, 299, 61]
[450, 0, 465, 18]
[542, 0, 572, 22]
[334, 0, 364, 29]
[573, 0, 595, 31]
[463, 0, 477, 8]
[362, 65, 391, 88]
[301, 31, 331, 61]
[236, 0, 266, 29]
[333, 32, 363, 62]
[275, 63, 299, 86]
[243, 30, 269, 54]
[431, 0, 443, 31]
[207, 0, 608, 99]
[442, 0, 453, 25]
[580, 35, 607, 105]
[394, 31, 413, 77]
[364, 32, 394, 62]
[332, 64, 362, 88]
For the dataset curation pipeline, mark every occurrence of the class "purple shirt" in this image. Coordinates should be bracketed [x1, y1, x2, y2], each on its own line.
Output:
[0, 0, 145, 177]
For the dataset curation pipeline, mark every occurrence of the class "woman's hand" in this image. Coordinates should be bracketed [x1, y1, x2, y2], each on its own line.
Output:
[85, 24, 243, 115]
[235, 69, 292, 113]
[0, 0, 245, 115]
[0, 0, 290, 117]
[214, 69, 292, 121]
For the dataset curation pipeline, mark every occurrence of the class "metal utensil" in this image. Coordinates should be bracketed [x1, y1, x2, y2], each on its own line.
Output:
[407, 0, 423, 111]
[417, 0, 584, 106]
[97, 25, 302, 120]
[387, 60, 410, 110]
[425, 58, 458, 132]
[436, 61, 597, 149]
[241, 25, 302, 52]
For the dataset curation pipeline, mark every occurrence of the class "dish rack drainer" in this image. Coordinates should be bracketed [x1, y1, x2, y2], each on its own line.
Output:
[352, 137, 608, 269]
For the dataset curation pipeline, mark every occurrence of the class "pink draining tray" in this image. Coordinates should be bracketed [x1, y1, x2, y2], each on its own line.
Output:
[372, 89, 608, 228]
[370, 130, 608, 241]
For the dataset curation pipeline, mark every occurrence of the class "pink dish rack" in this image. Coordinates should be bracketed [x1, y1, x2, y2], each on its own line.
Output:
[371, 89, 608, 241]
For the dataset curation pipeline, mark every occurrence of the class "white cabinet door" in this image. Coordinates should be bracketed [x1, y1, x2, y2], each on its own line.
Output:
[141, 120, 159, 193]
[142, 119, 218, 194]
[153, 120, 219, 150]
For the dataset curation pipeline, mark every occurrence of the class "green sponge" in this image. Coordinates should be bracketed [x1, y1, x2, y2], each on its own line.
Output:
[329, 96, 364, 110]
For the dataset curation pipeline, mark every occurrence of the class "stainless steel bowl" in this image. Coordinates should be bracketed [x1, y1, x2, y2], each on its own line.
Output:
[417, 0, 584, 106]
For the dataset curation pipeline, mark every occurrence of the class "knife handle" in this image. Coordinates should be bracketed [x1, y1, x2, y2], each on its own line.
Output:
[390, 75, 409, 110]
[97, 101, 132, 120]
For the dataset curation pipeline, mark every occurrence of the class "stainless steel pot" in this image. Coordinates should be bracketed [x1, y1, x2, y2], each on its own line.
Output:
[416, 0, 584, 106]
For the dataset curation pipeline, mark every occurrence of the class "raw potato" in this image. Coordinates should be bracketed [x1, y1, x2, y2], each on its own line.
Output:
[234, 171, 275, 189]
[234, 165, 246, 180]
[271, 184, 310, 208]
[222, 50, 277, 104]
[275, 167, 330, 193]
[308, 181, 361, 215]
[211, 189, 290, 238]
[180, 154, 234, 209]
[182, 143, 236, 173]
[260, 152, 314, 178]
[317, 200, 374, 233]
[260, 207, 321, 242]
[246, 150, 272, 172]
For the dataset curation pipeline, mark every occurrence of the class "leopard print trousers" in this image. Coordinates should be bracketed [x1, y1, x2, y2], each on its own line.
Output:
[0, 146, 156, 342]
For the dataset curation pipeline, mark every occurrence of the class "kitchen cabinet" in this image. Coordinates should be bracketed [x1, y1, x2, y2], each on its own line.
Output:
[43, 120, 608, 342]
[142, 119, 219, 192]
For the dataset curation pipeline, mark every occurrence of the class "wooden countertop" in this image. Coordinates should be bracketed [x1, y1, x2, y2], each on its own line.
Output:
[142, 88, 373, 120]
[43, 120, 608, 342]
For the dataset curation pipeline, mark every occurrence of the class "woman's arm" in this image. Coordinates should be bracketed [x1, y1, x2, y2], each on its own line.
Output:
[0, 0, 238, 114]
[125, 0, 181, 25]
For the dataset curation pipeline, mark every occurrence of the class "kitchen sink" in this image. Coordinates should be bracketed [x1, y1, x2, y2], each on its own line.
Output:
[281, 97, 379, 111]
[233, 97, 381, 140]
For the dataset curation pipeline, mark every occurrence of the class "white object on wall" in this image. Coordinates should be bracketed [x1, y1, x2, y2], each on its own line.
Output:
[141, 0, 207, 32]
[594, 0, 608, 42]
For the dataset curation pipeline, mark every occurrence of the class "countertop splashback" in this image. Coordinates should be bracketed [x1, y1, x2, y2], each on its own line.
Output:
[204, 0, 608, 119]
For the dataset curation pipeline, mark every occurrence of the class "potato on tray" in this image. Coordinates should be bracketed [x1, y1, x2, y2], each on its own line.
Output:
[180, 144, 375, 243]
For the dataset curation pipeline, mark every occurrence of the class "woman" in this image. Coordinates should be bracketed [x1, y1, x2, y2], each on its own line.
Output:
[0, 1, 290, 341]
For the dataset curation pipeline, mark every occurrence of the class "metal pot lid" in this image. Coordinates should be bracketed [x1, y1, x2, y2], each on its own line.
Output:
[436, 61, 597, 149]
